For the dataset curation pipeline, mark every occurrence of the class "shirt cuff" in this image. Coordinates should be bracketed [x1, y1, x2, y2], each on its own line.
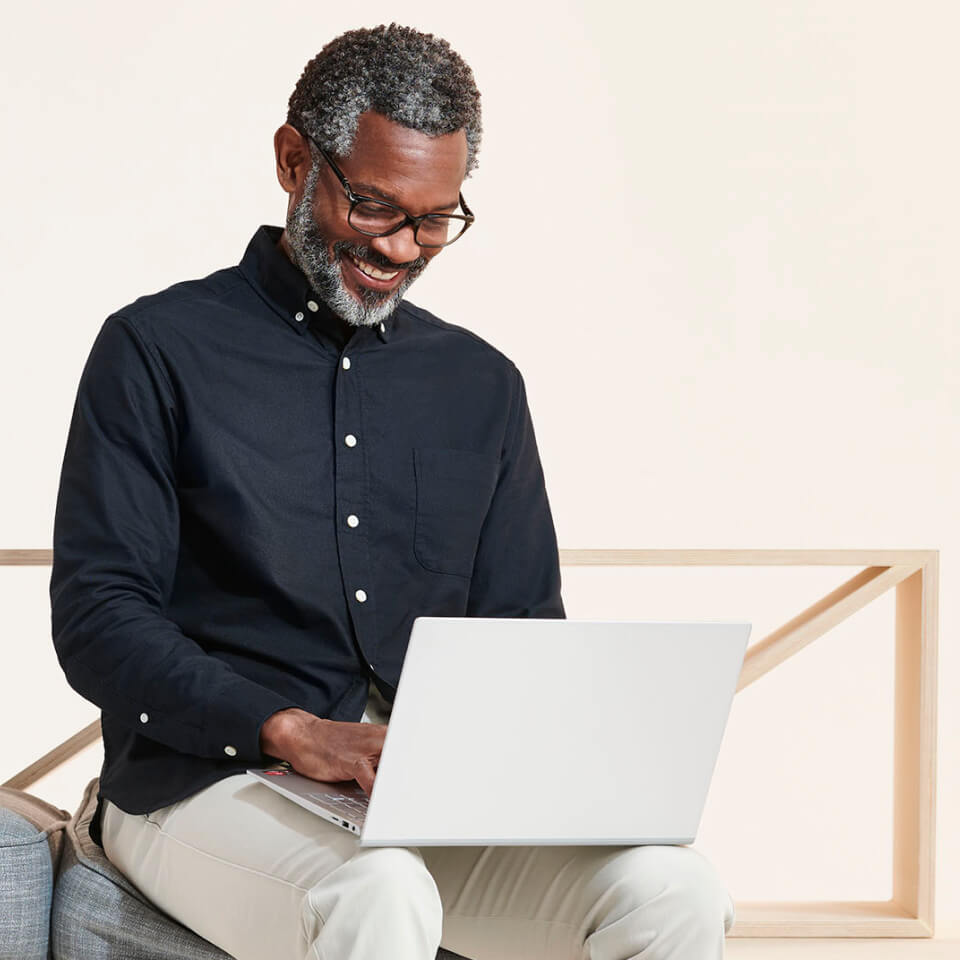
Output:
[204, 672, 303, 762]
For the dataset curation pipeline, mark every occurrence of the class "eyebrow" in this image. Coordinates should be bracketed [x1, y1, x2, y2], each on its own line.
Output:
[352, 180, 460, 212]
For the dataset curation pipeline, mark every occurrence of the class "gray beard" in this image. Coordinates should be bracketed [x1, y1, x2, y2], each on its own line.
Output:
[284, 162, 429, 328]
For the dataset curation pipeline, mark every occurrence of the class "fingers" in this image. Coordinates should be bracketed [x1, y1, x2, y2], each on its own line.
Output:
[292, 720, 385, 792]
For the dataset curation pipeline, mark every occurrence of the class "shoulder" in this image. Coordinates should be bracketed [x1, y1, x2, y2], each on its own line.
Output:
[396, 299, 518, 377]
[108, 265, 246, 340]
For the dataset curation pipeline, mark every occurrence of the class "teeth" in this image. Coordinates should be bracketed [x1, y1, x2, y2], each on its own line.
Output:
[349, 254, 398, 281]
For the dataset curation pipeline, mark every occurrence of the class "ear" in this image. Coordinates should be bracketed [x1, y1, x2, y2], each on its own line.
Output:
[274, 124, 312, 199]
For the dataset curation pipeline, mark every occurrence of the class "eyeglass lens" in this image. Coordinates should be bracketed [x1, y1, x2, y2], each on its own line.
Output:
[349, 200, 466, 246]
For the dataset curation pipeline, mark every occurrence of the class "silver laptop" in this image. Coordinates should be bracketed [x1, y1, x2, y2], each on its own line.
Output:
[248, 617, 750, 846]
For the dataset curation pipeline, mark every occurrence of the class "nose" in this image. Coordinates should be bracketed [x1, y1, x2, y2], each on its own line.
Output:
[366, 223, 422, 268]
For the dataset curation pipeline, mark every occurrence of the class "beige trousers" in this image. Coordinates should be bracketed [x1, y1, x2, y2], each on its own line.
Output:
[101, 690, 735, 960]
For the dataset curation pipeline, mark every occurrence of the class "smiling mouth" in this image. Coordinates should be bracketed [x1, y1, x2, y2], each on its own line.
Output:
[346, 252, 401, 283]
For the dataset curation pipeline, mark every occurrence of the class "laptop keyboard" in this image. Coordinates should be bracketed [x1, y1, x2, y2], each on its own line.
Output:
[307, 791, 369, 822]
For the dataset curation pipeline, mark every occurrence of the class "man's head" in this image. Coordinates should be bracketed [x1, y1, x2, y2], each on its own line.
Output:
[274, 24, 482, 328]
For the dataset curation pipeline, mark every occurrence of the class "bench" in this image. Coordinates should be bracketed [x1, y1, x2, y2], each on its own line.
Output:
[0, 778, 469, 960]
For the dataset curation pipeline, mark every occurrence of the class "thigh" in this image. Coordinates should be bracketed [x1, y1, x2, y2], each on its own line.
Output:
[422, 842, 733, 960]
[101, 773, 365, 960]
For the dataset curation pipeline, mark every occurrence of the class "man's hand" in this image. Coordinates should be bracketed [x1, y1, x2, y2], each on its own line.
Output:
[260, 707, 386, 797]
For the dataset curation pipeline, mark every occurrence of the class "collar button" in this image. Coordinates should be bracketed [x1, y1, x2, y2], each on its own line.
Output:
[307, 300, 319, 312]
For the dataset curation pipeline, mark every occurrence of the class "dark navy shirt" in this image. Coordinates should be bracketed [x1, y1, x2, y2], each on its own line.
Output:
[49, 225, 565, 846]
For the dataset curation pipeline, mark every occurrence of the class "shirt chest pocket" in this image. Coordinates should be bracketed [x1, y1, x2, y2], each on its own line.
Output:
[413, 446, 501, 578]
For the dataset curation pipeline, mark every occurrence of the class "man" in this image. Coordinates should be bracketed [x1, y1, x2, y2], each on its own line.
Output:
[50, 23, 735, 960]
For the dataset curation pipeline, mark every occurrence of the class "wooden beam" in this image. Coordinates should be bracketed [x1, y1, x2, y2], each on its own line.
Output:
[3, 719, 101, 791]
[0, 549, 53, 565]
[558, 549, 936, 566]
[737, 564, 919, 690]
[893, 560, 938, 934]
[731, 899, 932, 938]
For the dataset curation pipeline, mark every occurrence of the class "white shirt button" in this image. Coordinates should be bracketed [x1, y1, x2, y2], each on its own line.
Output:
[344, 434, 357, 447]
[307, 300, 319, 312]
[139, 712, 149, 723]
[294, 311, 304, 322]
[347, 514, 359, 528]
[342, 356, 351, 370]
[224, 745, 238, 757]
[355, 589, 367, 603]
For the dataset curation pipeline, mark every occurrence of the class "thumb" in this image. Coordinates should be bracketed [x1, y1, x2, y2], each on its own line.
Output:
[353, 758, 377, 798]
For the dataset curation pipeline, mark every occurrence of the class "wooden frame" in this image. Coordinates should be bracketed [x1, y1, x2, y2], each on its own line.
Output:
[2, 548, 938, 938]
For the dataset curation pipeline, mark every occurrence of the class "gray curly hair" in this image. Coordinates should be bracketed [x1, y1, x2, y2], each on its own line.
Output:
[287, 23, 482, 178]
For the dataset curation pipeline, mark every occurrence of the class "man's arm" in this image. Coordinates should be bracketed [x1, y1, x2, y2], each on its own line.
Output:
[49, 314, 300, 762]
[466, 365, 565, 618]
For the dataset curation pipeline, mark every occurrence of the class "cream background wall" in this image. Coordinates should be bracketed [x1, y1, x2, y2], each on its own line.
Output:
[1, 0, 956, 938]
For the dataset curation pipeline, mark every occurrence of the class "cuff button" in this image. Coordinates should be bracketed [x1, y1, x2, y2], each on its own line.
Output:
[224, 745, 238, 757]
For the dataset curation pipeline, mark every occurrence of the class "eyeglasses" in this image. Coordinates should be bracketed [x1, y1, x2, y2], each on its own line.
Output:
[301, 131, 475, 248]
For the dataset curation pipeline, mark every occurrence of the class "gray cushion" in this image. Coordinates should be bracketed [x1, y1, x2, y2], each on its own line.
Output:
[51, 778, 232, 960]
[0, 787, 70, 960]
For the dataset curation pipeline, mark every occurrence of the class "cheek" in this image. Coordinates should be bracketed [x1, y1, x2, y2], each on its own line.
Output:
[309, 194, 347, 243]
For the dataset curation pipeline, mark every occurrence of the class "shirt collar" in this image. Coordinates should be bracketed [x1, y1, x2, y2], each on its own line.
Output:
[238, 225, 392, 345]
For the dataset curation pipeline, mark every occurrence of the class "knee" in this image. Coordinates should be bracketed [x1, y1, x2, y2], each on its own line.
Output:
[306, 846, 443, 926]
[363, 847, 441, 903]
[603, 845, 734, 935]
[668, 847, 733, 933]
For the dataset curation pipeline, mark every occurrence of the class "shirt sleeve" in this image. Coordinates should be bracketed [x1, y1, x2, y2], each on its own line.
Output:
[466, 365, 566, 618]
[49, 314, 302, 761]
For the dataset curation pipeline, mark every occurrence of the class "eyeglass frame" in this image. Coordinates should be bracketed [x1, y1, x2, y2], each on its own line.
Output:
[299, 130, 475, 248]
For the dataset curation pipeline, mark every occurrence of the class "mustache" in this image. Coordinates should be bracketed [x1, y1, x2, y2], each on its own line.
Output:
[334, 240, 426, 274]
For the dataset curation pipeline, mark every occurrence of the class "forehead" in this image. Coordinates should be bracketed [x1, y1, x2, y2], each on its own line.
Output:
[336, 110, 467, 208]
